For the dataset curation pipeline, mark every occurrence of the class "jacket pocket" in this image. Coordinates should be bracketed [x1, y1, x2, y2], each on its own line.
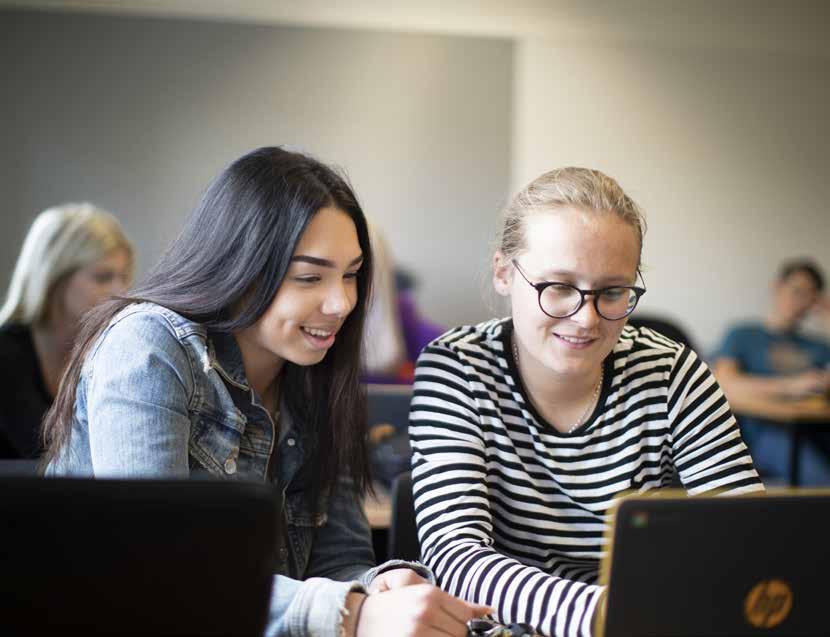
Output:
[188, 408, 245, 477]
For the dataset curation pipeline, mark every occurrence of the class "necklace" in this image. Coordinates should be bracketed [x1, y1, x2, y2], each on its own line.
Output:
[512, 337, 604, 434]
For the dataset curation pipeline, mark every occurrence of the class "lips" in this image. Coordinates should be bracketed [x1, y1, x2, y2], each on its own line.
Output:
[553, 332, 597, 348]
[302, 326, 333, 338]
[301, 325, 338, 350]
[556, 334, 594, 344]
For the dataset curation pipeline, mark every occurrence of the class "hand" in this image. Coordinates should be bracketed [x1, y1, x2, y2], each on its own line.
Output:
[783, 369, 830, 398]
[356, 583, 492, 637]
[367, 567, 429, 594]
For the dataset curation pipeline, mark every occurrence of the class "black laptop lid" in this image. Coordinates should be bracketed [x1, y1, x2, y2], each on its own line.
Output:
[602, 493, 830, 637]
[0, 477, 280, 636]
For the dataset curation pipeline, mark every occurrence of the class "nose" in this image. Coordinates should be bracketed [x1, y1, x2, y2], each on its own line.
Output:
[321, 282, 354, 317]
[570, 294, 602, 328]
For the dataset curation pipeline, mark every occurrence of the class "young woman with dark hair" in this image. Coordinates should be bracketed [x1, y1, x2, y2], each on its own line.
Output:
[42, 147, 488, 637]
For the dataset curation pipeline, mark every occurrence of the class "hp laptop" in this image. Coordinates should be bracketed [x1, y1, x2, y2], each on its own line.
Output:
[0, 477, 280, 636]
[598, 491, 830, 637]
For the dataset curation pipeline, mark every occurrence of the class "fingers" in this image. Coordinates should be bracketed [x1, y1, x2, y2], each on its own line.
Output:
[359, 582, 493, 637]
[423, 588, 492, 636]
[438, 594, 492, 625]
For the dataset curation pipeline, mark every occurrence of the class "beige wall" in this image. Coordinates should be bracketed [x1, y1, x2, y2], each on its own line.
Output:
[514, 37, 830, 352]
[0, 9, 512, 329]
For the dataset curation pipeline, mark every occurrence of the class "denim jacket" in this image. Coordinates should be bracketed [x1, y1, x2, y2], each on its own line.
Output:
[47, 302, 430, 636]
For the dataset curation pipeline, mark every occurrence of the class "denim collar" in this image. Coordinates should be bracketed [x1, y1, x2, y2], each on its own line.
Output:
[208, 330, 251, 390]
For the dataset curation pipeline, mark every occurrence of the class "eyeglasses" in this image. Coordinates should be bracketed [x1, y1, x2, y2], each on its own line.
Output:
[512, 260, 646, 321]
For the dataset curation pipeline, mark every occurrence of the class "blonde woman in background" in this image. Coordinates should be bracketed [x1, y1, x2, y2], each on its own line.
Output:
[362, 222, 409, 381]
[362, 223, 446, 384]
[0, 203, 133, 458]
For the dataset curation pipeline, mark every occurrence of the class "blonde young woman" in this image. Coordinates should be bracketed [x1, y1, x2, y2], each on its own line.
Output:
[0, 204, 132, 458]
[409, 168, 763, 637]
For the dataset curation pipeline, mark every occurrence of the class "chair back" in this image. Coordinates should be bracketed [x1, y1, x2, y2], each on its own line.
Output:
[388, 470, 420, 562]
[366, 383, 413, 487]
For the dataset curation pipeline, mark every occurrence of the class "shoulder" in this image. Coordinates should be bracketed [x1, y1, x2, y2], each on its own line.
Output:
[104, 302, 206, 342]
[87, 303, 207, 381]
[613, 324, 691, 377]
[421, 319, 508, 363]
[723, 322, 767, 342]
[0, 324, 36, 384]
[415, 319, 510, 386]
[0, 323, 33, 358]
[618, 323, 686, 357]
[613, 326, 715, 401]
[794, 330, 830, 358]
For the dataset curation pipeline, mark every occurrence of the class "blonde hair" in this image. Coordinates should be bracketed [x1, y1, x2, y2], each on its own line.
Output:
[362, 222, 407, 374]
[0, 203, 134, 326]
[498, 167, 647, 263]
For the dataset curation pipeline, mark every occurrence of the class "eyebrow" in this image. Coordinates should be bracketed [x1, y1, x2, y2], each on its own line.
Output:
[290, 255, 364, 268]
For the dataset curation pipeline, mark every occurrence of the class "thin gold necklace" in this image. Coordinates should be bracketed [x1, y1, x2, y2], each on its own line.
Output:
[512, 337, 604, 434]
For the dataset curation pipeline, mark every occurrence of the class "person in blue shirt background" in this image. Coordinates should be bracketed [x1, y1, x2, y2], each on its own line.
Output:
[713, 258, 830, 484]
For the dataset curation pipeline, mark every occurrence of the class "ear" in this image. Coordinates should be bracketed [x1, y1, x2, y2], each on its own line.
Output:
[492, 250, 514, 297]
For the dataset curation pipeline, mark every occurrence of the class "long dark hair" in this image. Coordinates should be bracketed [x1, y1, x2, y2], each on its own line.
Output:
[41, 146, 374, 500]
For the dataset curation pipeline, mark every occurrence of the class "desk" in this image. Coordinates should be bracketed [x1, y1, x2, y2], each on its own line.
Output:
[363, 485, 392, 562]
[363, 483, 392, 529]
[732, 395, 830, 486]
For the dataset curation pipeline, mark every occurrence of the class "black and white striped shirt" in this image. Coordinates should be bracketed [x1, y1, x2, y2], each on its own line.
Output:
[409, 319, 762, 637]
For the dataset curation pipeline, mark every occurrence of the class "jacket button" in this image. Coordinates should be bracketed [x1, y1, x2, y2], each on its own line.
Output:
[286, 438, 296, 447]
[279, 547, 288, 561]
[223, 458, 237, 475]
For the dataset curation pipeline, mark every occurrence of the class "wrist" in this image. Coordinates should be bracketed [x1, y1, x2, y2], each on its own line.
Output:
[342, 592, 368, 637]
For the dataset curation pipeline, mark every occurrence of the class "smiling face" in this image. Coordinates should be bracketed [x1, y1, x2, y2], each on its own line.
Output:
[495, 206, 640, 382]
[235, 206, 363, 376]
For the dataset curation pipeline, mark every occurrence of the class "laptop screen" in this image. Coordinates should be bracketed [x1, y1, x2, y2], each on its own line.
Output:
[600, 492, 830, 637]
[0, 477, 280, 636]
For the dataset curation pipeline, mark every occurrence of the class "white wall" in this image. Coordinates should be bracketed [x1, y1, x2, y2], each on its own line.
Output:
[514, 37, 830, 353]
[0, 9, 512, 329]
[3, 2, 829, 353]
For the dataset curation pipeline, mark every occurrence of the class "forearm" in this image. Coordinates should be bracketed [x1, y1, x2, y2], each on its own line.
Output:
[673, 353, 764, 494]
[265, 574, 366, 637]
[424, 537, 603, 637]
[718, 370, 796, 403]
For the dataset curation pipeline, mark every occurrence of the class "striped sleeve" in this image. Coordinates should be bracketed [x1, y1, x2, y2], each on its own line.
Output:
[410, 341, 603, 637]
[667, 347, 764, 495]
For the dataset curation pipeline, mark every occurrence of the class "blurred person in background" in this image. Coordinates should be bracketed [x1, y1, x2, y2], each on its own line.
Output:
[0, 203, 133, 458]
[362, 223, 445, 384]
[713, 258, 830, 484]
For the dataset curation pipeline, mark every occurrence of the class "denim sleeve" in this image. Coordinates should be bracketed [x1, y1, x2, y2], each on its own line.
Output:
[266, 567, 434, 637]
[265, 574, 366, 637]
[85, 311, 194, 477]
